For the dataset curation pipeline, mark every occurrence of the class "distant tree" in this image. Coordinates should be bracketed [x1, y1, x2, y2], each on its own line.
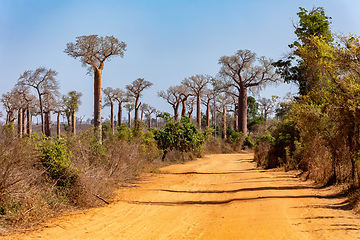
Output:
[17, 67, 59, 135]
[185, 96, 196, 122]
[143, 105, 156, 128]
[216, 93, 232, 139]
[65, 35, 126, 143]
[62, 91, 82, 135]
[182, 74, 211, 129]
[15, 85, 36, 136]
[103, 87, 117, 134]
[113, 88, 128, 126]
[179, 84, 192, 118]
[126, 78, 153, 127]
[202, 88, 217, 128]
[1, 90, 17, 129]
[218, 49, 279, 135]
[124, 103, 135, 128]
[158, 85, 182, 121]
[258, 96, 278, 122]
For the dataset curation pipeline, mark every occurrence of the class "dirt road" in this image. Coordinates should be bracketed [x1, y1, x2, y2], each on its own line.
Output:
[7, 153, 360, 239]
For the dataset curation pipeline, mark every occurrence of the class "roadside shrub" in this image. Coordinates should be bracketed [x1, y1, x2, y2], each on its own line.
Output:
[36, 138, 79, 189]
[153, 116, 207, 160]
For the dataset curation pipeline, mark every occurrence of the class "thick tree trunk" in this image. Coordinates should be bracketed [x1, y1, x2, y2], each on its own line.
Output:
[128, 111, 132, 128]
[238, 88, 247, 135]
[44, 111, 51, 137]
[134, 98, 139, 128]
[196, 95, 201, 129]
[71, 110, 76, 135]
[18, 108, 23, 138]
[181, 100, 186, 118]
[22, 109, 26, 134]
[173, 104, 179, 121]
[57, 113, 61, 140]
[206, 100, 210, 128]
[118, 103, 123, 126]
[94, 68, 103, 144]
[110, 102, 114, 134]
[27, 106, 31, 136]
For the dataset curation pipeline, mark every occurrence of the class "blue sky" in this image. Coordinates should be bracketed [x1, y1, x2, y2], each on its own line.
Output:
[1, 0, 360, 122]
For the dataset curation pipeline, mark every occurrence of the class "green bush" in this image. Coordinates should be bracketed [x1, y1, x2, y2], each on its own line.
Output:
[153, 116, 207, 160]
[37, 138, 79, 188]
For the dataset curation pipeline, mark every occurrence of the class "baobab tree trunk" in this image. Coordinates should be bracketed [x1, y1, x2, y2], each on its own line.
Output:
[18, 108, 23, 138]
[134, 99, 140, 128]
[196, 95, 201, 129]
[234, 106, 238, 130]
[181, 101, 186, 118]
[128, 111, 132, 128]
[37, 90, 45, 134]
[94, 68, 103, 144]
[44, 111, 51, 137]
[206, 100, 210, 128]
[71, 110, 76, 135]
[57, 113, 61, 140]
[22, 109, 26, 134]
[222, 105, 227, 139]
[238, 88, 247, 135]
[118, 103, 123, 126]
[27, 106, 31, 136]
[110, 102, 114, 135]
[173, 105, 179, 121]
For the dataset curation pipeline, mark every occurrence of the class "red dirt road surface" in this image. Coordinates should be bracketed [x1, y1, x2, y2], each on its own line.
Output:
[7, 153, 360, 239]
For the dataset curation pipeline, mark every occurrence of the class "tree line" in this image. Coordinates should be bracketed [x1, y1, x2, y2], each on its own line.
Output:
[1, 34, 280, 144]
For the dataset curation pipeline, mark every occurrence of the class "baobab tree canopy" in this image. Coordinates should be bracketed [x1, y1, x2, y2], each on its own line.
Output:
[64, 35, 127, 71]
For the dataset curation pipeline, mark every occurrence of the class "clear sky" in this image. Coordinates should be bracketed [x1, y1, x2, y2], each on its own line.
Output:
[1, 0, 360, 122]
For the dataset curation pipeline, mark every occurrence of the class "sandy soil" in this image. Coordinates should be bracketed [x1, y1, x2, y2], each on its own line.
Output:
[6, 153, 360, 239]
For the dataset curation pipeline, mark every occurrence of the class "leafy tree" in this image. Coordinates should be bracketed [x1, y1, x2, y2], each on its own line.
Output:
[153, 116, 207, 160]
[65, 35, 126, 144]
[218, 49, 279, 135]
[273, 7, 333, 95]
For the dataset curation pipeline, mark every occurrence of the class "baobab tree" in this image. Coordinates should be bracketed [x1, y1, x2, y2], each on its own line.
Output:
[124, 103, 134, 128]
[63, 91, 82, 135]
[218, 49, 280, 135]
[182, 74, 211, 129]
[17, 67, 59, 135]
[143, 104, 156, 128]
[103, 87, 117, 134]
[158, 85, 182, 121]
[185, 96, 196, 122]
[179, 84, 192, 118]
[65, 35, 126, 144]
[1, 90, 17, 127]
[258, 96, 278, 122]
[126, 78, 153, 127]
[53, 99, 65, 140]
[202, 88, 217, 128]
[113, 88, 128, 126]
[216, 93, 232, 139]
[14, 85, 36, 136]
